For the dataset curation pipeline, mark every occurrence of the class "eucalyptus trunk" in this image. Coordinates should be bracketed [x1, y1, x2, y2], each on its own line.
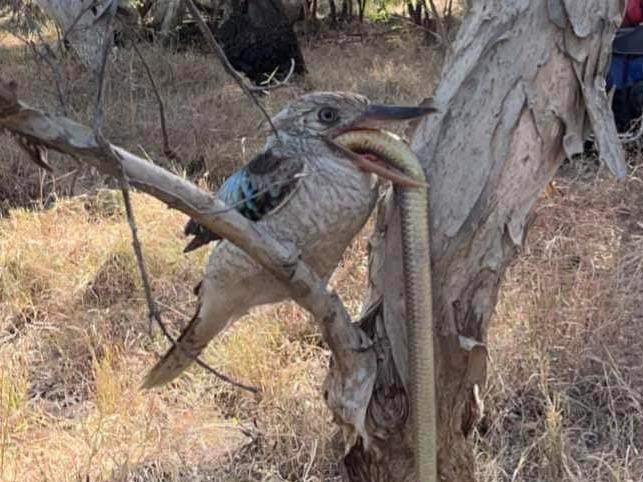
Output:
[33, 0, 116, 74]
[323, 1, 626, 480]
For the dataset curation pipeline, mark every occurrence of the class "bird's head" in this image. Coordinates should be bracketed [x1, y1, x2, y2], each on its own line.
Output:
[269, 91, 436, 140]
[266, 91, 438, 184]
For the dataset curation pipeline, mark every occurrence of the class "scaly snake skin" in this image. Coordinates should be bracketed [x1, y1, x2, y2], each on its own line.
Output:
[335, 130, 436, 482]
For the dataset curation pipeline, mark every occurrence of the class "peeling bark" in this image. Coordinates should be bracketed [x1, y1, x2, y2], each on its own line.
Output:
[324, 1, 626, 480]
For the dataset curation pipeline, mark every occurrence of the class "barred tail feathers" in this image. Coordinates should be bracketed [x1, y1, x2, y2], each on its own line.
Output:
[141, 308, 206, 389]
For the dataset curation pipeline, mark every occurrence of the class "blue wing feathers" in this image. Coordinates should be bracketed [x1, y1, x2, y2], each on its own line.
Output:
[182, 151, 300, 253]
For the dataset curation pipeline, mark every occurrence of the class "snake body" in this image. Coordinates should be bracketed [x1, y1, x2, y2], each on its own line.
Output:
[335, 129, 436, 481]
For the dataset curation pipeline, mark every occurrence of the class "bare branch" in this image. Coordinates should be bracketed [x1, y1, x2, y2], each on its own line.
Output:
[12, 31, 68, 115]
[68, 165, 82, 195]
[131, 42, 177, 159]
[0, 88, 375, 428]
[258, 58, 296, 89]
[424, 0, 451, 50]
[389, 13, 441, 43]
[618, 114, 643, 144]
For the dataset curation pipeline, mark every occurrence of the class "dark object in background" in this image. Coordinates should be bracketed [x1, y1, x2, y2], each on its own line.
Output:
[215, 0, 306, 84]
[608, 26, 643, 132]
[175, 0, 306, 85]
[611, 82, 643, 133]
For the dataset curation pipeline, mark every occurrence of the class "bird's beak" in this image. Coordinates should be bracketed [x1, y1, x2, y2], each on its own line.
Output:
[327, 100, 439, 188]
[358, 101, 439, 124]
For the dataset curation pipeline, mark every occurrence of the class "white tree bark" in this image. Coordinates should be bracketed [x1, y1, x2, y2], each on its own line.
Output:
[34, 0, 118, 74]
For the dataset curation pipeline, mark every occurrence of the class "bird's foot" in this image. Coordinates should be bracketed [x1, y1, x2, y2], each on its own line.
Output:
[351, 328, 374, 352]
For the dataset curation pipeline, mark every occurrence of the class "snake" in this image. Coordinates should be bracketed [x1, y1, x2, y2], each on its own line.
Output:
[334, 129, 436, 482]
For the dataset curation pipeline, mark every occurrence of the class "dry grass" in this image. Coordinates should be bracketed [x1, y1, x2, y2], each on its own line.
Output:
[476, 164, 643, 481]
[1, 18, 642, 482]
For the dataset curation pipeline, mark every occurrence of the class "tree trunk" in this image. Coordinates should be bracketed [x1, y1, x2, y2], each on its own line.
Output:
[33, 0, 110, 74]
[33, 0, 140, 74]
[340, 0, 353, 20]
[279, 0, 305, 24]
[357, 0, 366, 23]
[324, 1, 626, 480]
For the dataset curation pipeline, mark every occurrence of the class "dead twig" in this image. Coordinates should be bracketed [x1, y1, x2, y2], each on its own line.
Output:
[92, 0, 118, 133]
[618, 114, 643, 144]
[68, 165, 83, 196]
[389, 13, 441, 42]
[424, 0, 451, 49]
[130, 41, 178, 160]
[12, 30, 68, 115]
[259, 58, 296, 89]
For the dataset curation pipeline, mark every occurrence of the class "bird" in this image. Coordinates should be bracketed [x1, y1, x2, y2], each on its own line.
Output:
[142, 91, 436, 389]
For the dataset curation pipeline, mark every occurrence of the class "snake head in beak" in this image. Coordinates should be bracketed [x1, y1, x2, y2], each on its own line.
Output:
[328, 99, 439, 187]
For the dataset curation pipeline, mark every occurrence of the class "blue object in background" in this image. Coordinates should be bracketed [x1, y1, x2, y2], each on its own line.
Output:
[607, 55, 643, 90]
[608, 26, 643, 131]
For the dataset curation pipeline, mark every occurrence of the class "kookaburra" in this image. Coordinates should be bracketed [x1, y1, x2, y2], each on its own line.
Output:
[143, 91, 436, 388]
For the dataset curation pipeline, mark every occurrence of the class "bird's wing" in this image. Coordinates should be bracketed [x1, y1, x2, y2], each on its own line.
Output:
[182, 150, 303, 253]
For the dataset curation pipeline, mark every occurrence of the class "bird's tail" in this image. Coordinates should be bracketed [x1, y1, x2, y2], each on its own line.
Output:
[142, 310, 205, 389]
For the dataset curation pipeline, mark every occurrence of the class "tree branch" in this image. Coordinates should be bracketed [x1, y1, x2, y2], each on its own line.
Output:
[0, 84, 376, 442]
[11, 30, 68, 115]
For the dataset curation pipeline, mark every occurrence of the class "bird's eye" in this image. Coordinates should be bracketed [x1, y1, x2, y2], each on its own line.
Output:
[318, 107, 339, 124]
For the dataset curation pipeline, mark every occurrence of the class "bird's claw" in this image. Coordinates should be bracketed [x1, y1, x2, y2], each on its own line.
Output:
[351, 328, 374, 352]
